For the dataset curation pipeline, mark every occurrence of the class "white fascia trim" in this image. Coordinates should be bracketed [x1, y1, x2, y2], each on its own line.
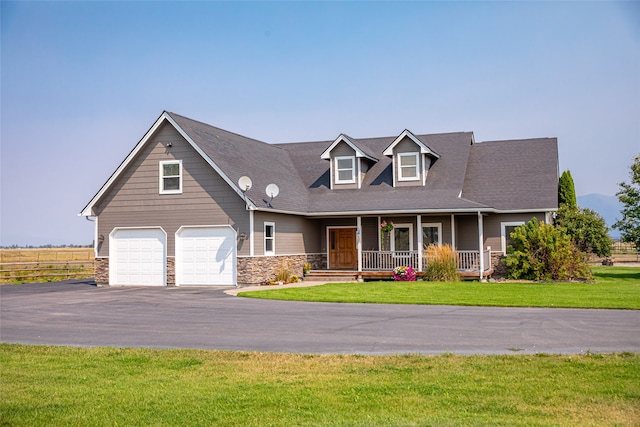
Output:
[382, 129, 441, 158]
[491, 208, 558, 214]
[251, 206, 557, 217]
[80, 112, 257, 216]
[302, 208, 498, 217]
[320, 134, 377, 162]
[81, 112, 170, 216]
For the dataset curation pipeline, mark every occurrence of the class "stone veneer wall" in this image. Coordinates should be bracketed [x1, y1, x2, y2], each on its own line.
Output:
[491, 252, 508, 278]
[237, 253, 327, 285]
[94, 258, 109, 287]
[166, 257, 176, 286]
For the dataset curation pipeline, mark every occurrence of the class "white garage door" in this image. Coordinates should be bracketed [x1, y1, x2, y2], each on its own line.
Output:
[110, 228, 166, 286]
[176, 226, 236, 286]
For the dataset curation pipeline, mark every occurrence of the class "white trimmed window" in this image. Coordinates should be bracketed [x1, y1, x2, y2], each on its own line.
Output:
[501, 221, 525, 254]
[398, 152, 419, 181]
[422, 223, 442, 246]
[264, 222, 275, 256]
[335, 156, 356, 184]
[159, 160, 182, 194]
[391, 224, 413, 252]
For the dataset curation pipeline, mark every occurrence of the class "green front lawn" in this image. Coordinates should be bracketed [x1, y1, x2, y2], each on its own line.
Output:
[1, 344, 639, 426]
[240, 266, 640, 309]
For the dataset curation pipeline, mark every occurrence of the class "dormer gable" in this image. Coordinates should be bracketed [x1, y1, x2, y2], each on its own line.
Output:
[382, 129, 440, 158]
[321, 134, 378, 162]
[382, 130, 441, 187]
[321, 134, 378, 189]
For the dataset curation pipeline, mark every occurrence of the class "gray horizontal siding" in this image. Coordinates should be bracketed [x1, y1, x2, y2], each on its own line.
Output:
[254, 212, 322, 255]
[95, 122, 249, 257]
[483, 212, 545, 253]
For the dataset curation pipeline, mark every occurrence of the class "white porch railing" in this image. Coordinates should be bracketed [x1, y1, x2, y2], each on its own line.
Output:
[360, 249, 492, 272]
[455, 249, 492, 272]
[362, 251, 419, 271]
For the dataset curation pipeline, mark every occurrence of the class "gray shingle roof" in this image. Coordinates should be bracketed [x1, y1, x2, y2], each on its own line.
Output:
[461, 138, 559, 211]
[168, 112, 558, 214]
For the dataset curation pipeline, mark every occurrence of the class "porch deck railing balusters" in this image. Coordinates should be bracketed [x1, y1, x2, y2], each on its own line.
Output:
[361, 250, 488, 273]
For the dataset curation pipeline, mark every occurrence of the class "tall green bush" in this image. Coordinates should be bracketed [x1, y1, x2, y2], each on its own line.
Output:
[554, 205, 612, 257]
[424, 244, 460, 282]
[506, 218, 592, 281]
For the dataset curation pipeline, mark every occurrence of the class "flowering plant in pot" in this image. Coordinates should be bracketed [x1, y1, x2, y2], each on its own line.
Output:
[393, 265, 417, 281]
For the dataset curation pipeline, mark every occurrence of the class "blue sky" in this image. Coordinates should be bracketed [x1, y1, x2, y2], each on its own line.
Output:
[1, 1, 638, 246]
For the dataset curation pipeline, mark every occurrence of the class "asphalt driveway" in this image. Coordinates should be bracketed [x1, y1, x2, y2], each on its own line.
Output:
[1, 280, 639, 355]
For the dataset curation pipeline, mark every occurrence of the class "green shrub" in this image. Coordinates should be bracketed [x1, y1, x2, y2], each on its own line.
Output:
[424, 244, 460, 282]
[554, 205, 612, 257]
[506, 218, 592, 281]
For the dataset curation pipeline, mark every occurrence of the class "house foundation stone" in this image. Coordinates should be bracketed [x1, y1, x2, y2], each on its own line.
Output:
[94, 257, 177, 286]
[166, 257, 176, 286]
[237, 253, 327, 285]
[492, 253, 508, 278]
[95, 258, 109, 287]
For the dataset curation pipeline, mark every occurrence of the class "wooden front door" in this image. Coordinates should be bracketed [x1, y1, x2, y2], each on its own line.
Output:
[329, 228, 357, 270]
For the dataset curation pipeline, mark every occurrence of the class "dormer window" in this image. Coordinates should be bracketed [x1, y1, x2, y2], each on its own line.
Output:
[383, 130, 440, 187]
[321, 134, 378, 189]
[335, 156, 356, 184]
[398, 153, 419, 181]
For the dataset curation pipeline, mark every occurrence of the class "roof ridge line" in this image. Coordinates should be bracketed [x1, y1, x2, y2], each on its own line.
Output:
[167, 111, 284, 149]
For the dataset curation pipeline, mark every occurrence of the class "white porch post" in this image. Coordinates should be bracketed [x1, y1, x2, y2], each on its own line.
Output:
[249, 210, 254, 257]
[451, 214, 456, 249]
[417, 214, 423, 271]
[477, 211, 484, 281]
[377, 215, 381, 251]
[357, 216, 362, 272]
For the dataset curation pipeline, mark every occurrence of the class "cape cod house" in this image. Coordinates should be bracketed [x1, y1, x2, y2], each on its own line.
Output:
[80, 111, 559, 286]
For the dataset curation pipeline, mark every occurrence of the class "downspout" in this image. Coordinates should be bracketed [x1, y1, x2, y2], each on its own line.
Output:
[85, 215, 98, 258]
[249, 210, 254, 257]
[450, 214, 456, 249]
[477, 211, 484, 281]
[377, 215, 381, 251]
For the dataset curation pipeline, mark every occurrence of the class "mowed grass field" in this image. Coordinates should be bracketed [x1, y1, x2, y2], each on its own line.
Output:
[0, 248, 94, 284]
[1, 345, 639, 426]
[241, 266, 640, 309]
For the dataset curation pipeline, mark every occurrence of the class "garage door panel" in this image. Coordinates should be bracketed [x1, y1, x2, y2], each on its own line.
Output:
[110, 228, 166, 286]
[177, 227, 236, 286]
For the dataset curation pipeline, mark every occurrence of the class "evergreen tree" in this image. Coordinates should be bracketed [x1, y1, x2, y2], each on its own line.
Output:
[558, 170, 577, 208]
[614, 154, 640, 250]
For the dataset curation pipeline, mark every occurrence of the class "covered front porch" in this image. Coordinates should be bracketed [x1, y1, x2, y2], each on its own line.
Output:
[322, 212, 495, 281]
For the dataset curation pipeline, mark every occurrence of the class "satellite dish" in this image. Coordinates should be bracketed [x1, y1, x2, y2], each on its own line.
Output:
[265, 183, 280, 198]
[238, 176, 252, 192]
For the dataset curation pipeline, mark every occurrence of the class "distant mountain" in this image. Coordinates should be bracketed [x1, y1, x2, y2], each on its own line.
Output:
[577, 194, 622, 240]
